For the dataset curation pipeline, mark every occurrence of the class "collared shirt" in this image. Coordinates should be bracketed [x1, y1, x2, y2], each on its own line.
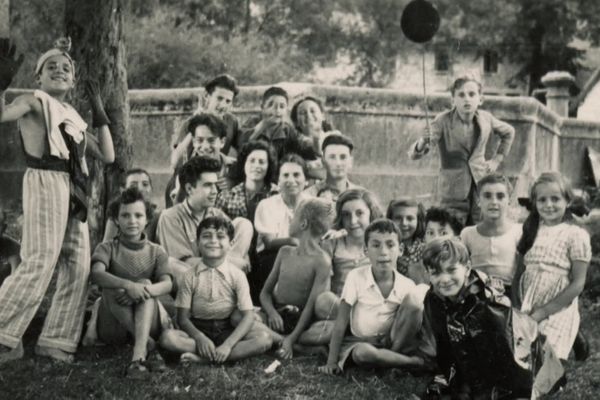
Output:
[254, 193, 308, 253]
[303, 179, 364, 201]
[341, 265, 416, 338]
[215, 182, 278, 221]
[175, 259, 254, 320]
[157, 201, 227, 261]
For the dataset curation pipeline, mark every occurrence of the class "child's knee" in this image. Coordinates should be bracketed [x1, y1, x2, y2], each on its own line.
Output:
[159, 329, 179, 350]
[136, 278, 152, 285]
[314, 291, 339, 320]
[252, 329, 273, 351]
[352, 344, 377, 364]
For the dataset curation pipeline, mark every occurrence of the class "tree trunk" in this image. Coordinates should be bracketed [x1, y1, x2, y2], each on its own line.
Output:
[65, 0, 131, 248]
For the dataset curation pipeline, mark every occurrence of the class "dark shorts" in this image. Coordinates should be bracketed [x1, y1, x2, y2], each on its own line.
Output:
[190, 318, 235, 346]
[275, 304, 303, 334]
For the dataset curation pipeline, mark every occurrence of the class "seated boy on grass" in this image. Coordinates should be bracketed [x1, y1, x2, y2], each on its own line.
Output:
[421, 237, 532, 399]
[159, 216, 272, 364]
[319, 219, 426, 374]
[259, 198, 336, 359]
[89, 187, 173, 377]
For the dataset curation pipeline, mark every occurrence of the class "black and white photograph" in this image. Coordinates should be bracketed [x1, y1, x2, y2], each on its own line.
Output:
[0, 0, 599, 398]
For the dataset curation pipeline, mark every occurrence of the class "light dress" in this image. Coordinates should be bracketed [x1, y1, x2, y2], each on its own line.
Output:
[519, 222, 591, 359]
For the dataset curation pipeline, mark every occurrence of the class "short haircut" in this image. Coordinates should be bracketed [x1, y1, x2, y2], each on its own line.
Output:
[178, 156, 222, 190]
[108, 186, 153, 221]
[197, 215, 235, 241]
[279, 153, 308, 179]
[364, 218, 400, 246]
[205, 74, 239, 97]
[123, 168, 152, 188]
[386, 198, 426, 240]
[334, 189, 384, 230]
[262, 86, 288, 105]
[322, 133, 354, 154]
[477, 173, 513, 195]
[187, 113, 227, 139]
[234, 140, 278, 184]
[422, 237, 470, 273]
[296, 198, 335, 237]
[425, 207, 463, 236]
[450, 72, 482, 95]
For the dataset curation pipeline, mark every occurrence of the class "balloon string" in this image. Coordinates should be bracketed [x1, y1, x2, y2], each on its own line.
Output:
[422, 47, 432, 141]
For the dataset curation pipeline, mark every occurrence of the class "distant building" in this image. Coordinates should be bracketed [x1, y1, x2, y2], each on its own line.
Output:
[574, 68, 600, 121]
[388, 47, 528, 96]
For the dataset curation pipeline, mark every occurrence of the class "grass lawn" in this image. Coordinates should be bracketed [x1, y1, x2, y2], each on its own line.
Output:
[0, 296, 599, 399]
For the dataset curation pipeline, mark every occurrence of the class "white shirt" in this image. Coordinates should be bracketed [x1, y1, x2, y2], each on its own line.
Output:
[254, 193, 307, 253]
[341, 265, 416, 338]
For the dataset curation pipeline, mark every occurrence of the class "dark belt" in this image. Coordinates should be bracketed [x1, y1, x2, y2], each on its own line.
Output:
[24, 153, 69, 172]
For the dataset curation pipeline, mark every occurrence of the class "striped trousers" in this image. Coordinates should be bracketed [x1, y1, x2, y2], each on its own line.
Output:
[0, 168, 90, 353]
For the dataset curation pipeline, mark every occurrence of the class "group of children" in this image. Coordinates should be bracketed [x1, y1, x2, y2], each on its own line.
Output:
[0, 38, 593, 399]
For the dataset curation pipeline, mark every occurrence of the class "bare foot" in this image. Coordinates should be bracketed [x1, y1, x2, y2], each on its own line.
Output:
[180, 352, 210, 365]
[34, 345, 74, 363]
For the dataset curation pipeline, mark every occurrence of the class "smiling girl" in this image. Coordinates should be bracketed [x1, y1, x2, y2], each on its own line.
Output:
[514, 172, 591, 361]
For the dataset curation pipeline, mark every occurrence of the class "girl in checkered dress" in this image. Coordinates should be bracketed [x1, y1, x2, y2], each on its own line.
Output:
[514, 172, 591, 360]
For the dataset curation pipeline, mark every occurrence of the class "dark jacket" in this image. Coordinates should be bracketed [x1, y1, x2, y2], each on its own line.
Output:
[423, 270, 532, 398]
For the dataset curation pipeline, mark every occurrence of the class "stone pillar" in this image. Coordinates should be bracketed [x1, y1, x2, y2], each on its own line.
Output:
[541, 71, 574, 118]
[541, 71, 574, 173]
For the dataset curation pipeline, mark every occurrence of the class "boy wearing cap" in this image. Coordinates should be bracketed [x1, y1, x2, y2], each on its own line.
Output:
[0, 38, 114, 363]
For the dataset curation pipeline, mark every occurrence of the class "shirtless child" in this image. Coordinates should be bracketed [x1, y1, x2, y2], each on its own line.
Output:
[260, 198, 336, 358]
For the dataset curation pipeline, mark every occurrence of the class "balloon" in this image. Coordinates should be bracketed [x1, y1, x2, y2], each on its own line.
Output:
[401, 0, 440, 43]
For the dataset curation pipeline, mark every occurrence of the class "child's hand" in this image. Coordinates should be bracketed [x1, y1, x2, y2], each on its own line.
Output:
[125, 282, 149, 303]
[485, 158, 500, 173]
[214, 344, 232, 363]
[85, 80, 111, 128]
[415, 136, 431, 152]
[267, 310, 285, 333]
[114, 288, 135, 306]
[318, 363, 340, 375]
[529, 308, 547, 322]
[0, 39, 24, 91]
[320, 229, 348, 241]
[195, 336, 217, 361]
[277, 337, 294, 360]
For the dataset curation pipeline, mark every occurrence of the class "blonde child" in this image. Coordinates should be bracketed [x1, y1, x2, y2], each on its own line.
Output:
[386, 198, 426, 276]
[159, 216, 272, 364]
[319, 219, 426, 374]
[409, 73, 515, 225]
[0, 38, 114, 363]
[314, 189, 384, 321]
[89, 187, 173, 377]
[461, 173, 521, 297]
[513, 172, 591, 361]
[259, 198, 336, 359]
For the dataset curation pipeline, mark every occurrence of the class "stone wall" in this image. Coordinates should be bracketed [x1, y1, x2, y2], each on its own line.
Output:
[2, 84, 599, 211]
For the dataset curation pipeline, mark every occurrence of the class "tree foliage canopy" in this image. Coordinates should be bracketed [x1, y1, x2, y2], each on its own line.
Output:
[9, 0, 600, 91]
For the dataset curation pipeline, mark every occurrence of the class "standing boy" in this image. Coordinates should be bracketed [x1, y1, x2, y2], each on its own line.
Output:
[409, 73, 515, 226]
[159, 216, 272, 364]
[0, 38, 114, 363]
[260, 198, 336, 358]
[304, 134, 363, 202]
